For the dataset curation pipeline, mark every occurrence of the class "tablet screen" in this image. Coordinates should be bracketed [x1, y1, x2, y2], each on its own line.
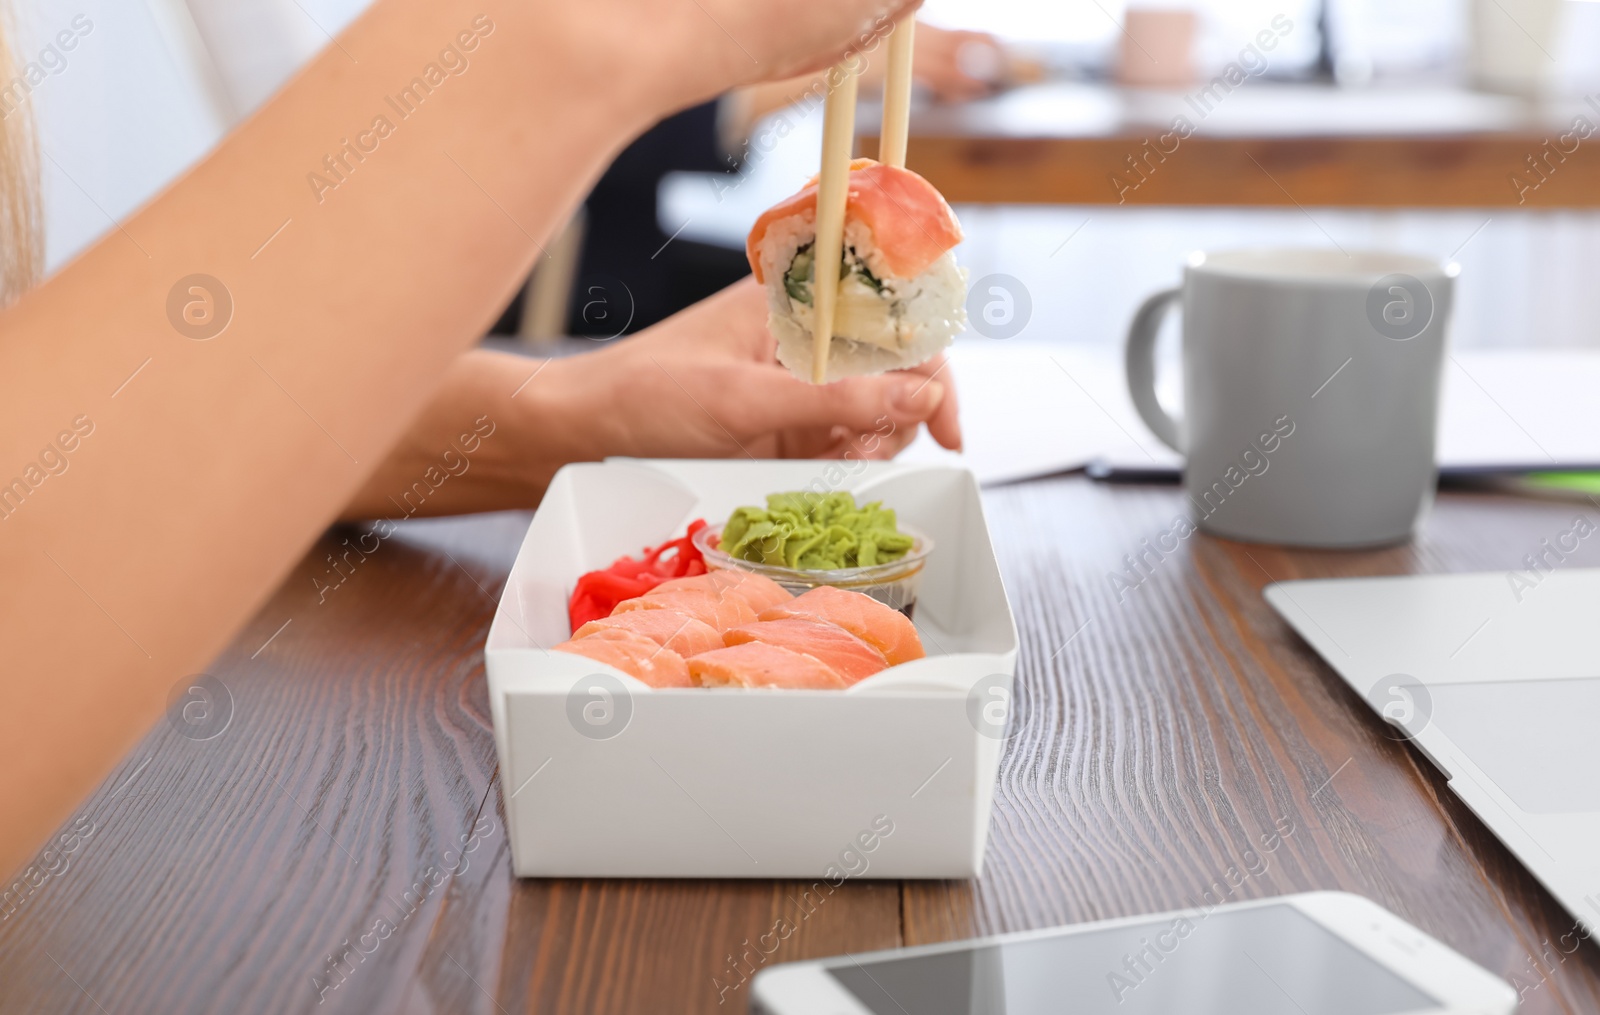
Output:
[828, 902, 1437, 1015]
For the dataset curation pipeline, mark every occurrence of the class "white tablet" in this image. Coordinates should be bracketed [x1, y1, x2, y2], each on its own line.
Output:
[751, 892, 1515, 1015]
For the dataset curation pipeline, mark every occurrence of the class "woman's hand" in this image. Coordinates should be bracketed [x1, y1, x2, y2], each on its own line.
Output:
[340, 279, 960, 520]
[633, 0, 924, 108]
[729, 21, 1008, 140]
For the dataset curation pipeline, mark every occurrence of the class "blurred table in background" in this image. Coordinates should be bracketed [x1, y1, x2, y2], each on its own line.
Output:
[859, 82, 1600, 206]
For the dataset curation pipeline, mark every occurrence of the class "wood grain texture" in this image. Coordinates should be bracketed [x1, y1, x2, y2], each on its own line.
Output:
[0, 513, 526, 1015]
[857, 134, 1600, 207]
[494, 876, 901, 1013]
[904, 479, 1600, 1015]
[4, 479, 1600, 1013]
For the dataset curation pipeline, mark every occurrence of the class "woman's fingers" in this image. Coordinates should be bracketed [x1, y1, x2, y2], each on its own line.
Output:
[719, 0, 926, 86]
[733, 366, 946, 440]
[924, 368, 961, 450]
[898, 354, 962, 450]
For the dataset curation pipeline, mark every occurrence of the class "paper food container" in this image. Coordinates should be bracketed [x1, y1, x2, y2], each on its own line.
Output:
[484, 459, 1018, 879]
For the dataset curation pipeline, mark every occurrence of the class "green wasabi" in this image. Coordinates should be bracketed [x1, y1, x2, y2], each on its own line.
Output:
[720, 491, 913, 570]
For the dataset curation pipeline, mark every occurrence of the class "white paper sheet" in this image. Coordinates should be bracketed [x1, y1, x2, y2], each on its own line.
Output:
[900, 344, 1600, 484]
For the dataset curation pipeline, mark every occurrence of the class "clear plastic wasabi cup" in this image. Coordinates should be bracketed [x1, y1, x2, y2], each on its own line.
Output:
[692, 522, 934, 617]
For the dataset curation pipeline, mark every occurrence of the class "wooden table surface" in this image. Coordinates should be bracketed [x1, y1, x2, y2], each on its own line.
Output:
[858, 83, 1600, 207]
[5, 475, 1600, 1013]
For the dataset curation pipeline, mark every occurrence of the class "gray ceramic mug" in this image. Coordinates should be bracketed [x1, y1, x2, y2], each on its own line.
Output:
[1125, 249, 1457, 547]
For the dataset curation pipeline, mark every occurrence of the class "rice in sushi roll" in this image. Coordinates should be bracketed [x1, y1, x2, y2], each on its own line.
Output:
[745, 158, 967, 383]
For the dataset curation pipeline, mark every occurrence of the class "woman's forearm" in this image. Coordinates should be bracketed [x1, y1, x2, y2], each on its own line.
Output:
[0, 0, 712, 874]
[337, 350, 556, 520]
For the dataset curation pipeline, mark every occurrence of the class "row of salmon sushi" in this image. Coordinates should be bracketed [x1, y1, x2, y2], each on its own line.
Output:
[552, 569, 925, 689]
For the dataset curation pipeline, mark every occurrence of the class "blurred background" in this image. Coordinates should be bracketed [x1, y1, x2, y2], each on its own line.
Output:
[13, 0, 1600, 351]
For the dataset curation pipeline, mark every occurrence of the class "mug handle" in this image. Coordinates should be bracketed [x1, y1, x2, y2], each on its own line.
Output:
[1124, 287, 1183, 454]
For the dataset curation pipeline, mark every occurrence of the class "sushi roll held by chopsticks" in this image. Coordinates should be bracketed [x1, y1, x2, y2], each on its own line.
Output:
[744, 24, 968, 384]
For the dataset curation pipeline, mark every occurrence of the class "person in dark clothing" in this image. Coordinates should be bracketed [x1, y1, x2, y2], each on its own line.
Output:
[569, 101, 749, 336]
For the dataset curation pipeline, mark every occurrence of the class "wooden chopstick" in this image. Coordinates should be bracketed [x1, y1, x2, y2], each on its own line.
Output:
[810, 57, 860, 384]
[879, 17, 915, 169]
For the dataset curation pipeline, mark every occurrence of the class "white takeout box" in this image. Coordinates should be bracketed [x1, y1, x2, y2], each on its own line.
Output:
[485, 460, 1018, 878]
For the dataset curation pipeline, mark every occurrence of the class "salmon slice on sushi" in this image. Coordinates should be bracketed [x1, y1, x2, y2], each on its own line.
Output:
[615, 569, 793, 632]
[551, 629, 693, 688]
[573, 609, 723, 657]
[648, 570, 794, 614]
[723, 618, 888, 684]
[746, 158, 967, 383]
[688, 642, 848, 690]
[758, 585, 925, 667]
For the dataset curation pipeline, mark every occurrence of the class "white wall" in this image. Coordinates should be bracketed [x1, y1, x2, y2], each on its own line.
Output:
[12, 0, 374, 272]
[12, 0, 225, 270]
[180, 0, 370, 114]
